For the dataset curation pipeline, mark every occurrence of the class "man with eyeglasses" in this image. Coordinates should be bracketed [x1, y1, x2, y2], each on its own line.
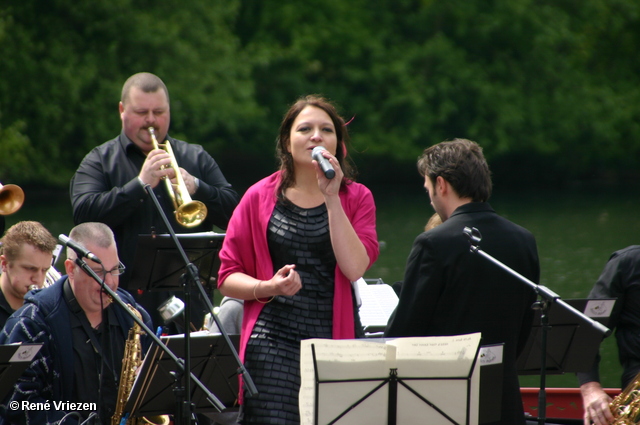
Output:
[0, 222, 152, 425]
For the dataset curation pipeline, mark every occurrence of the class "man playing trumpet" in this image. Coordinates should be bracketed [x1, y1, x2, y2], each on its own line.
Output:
[0, 220, 57, 328]
[70, 72, 240, 330]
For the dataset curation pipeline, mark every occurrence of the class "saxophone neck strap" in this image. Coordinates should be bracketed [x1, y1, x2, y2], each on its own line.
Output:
[63, 278, 111, 356]
[63, 278, 81, 314]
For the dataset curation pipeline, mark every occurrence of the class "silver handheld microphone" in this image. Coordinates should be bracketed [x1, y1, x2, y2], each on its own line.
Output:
[311, 146, 336, 179]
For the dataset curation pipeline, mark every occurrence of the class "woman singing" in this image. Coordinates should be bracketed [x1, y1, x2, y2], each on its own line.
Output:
[218, 95, 379, 424]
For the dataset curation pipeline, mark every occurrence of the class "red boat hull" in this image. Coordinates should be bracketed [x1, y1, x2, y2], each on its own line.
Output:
[521, 387, 621, 420]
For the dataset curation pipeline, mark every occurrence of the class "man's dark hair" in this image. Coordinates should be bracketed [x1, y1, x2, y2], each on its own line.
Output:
[417, 138, 492, 202]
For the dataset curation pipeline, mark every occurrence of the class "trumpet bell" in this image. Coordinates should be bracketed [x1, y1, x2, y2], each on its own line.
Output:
[176, 200, 208, 228]
[139, 415, 171, 425]
[0, 183, 25, 215]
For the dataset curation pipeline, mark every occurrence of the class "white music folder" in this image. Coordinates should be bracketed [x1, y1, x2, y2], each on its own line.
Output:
[352, 278, 399, 335]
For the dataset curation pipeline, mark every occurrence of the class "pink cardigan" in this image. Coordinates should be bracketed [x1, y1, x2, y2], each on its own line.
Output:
[218, 172, 379, 398]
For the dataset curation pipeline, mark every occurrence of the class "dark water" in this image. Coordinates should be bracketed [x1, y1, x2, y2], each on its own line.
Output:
[367, 184, 640, 389]
[5, 184, 640, 389]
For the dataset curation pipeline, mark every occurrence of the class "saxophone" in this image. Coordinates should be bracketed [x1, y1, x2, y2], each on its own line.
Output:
[610, 372, 640, 424]
[112, 304, 170, 425]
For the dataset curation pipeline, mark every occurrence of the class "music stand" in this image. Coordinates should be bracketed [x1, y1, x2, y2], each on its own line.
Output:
[129, 232, 224, 293]
[137, 184, 257, 412]
[302, 335, 482, 425]
[0, 344, 42, 401]
[478, 344, 504, 424]
[463, 226, 611, 425]
[124, 333, 240, 418]
[517, 298, 616, 375]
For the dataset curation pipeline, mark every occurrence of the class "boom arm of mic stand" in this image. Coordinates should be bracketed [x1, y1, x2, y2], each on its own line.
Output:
[463, 227, 611, 337]
[143, 184, 258, 398]
[75, 258, 226, 413]
[463, 225, 610, 425]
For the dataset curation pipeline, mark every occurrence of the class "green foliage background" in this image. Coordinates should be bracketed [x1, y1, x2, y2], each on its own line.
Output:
[1, 0, 639, 190]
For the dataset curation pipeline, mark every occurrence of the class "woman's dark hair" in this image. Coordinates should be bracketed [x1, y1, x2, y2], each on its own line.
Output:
[276, 95, 355, 199]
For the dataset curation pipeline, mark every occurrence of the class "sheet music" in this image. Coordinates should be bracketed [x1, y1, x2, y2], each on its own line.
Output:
[354, 278, 399, 333]
[300, 333, 481, 425]
[389, 333, 481, 377]
[300, 339, 392, 424]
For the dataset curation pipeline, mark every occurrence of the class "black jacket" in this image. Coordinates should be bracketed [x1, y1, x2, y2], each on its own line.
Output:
[386, 202, 540, 425]
[0, 276, 152, 425]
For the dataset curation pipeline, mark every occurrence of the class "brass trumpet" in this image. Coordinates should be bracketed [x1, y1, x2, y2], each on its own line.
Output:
[148, 127, 207, 228]
[27, 268, 60, 292]
[0, 182, 25, 216]
[27, 244, 63, 291]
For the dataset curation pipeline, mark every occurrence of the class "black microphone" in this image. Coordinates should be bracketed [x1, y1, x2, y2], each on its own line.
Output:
[59, 234, 102, 264]
[311, 146, 336, 179]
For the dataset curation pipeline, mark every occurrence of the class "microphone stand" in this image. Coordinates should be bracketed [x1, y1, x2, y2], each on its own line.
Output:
[143, 185, 258, 403]
[73, 257, 225, 425]
[463, 227, 610, 425]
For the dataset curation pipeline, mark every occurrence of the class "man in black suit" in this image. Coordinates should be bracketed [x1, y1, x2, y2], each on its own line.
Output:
[385, 139, 540, 425]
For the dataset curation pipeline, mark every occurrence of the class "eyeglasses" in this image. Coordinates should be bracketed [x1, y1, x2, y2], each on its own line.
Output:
[87, 262, 126, 279]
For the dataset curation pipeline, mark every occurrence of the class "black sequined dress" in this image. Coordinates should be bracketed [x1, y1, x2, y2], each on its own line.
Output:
[242, 199, 355, 424]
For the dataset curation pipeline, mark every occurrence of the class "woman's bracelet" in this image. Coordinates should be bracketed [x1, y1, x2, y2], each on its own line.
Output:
[253, 280, 274, 304]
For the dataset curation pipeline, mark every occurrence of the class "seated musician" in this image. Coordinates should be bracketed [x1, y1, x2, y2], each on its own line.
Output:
[578, 245, 640, 425]
[0, 221, 57, 328]
[0, 222, 152, 425]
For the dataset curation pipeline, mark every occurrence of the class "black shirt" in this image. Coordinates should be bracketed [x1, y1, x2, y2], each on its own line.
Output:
[577, 245, 640, 388]
[70, 131, 240, 327]
[65, 280, 125, 424]
[0, 288, 14, 329]
[70, 131, 239, 289]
